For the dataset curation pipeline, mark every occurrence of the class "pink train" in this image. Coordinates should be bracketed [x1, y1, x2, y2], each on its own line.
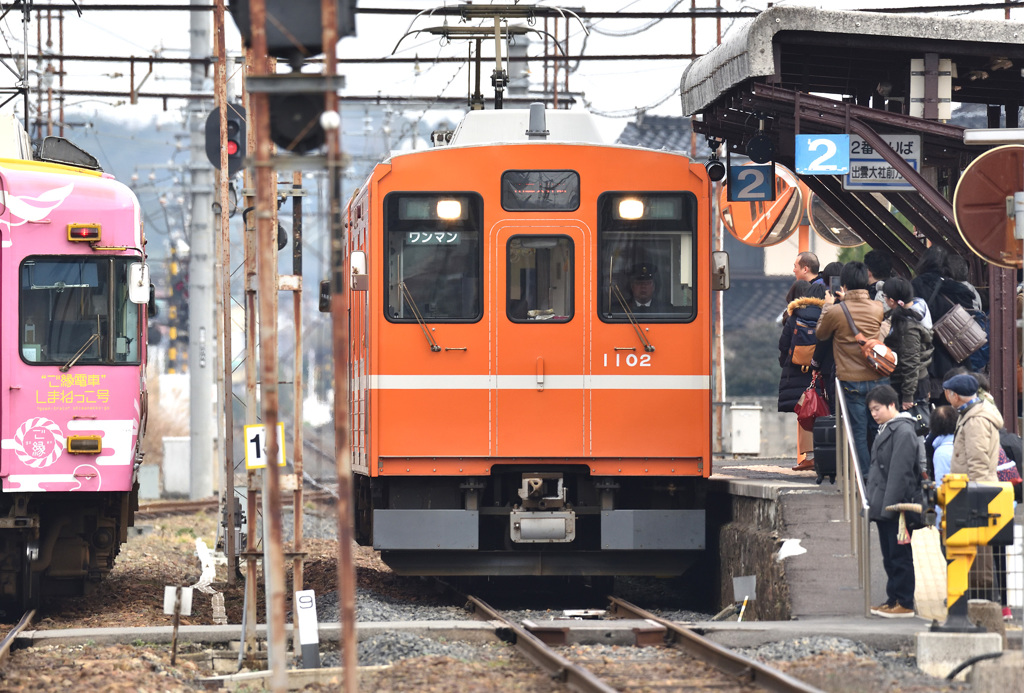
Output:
[0, 126, 150, 612]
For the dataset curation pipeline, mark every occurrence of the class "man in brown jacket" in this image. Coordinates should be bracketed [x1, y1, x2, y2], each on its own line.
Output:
[815, 261, 888, 483]
[942, 372, 1002, 603]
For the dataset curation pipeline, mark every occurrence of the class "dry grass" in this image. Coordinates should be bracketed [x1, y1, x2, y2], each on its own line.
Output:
[141, 363, 189, 473]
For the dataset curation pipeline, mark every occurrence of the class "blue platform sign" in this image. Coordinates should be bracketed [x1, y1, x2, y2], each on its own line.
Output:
[795, 134, 850, 174]
[727, 162, 775, 202]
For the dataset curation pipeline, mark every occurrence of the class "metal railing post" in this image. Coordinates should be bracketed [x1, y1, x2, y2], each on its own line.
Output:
[834, 377, 872, 616]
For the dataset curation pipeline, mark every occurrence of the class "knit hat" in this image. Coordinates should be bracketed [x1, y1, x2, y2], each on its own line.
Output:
[942, 374, 978, 397]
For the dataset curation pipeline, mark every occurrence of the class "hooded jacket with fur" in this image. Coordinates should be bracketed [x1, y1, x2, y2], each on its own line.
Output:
[777, 296, 824, 412]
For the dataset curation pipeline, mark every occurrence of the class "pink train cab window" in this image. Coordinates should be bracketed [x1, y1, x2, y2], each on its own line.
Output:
[20, 257, 142, 366]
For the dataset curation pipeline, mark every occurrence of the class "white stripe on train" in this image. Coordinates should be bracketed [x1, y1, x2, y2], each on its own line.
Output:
[365, 375, 711, 390]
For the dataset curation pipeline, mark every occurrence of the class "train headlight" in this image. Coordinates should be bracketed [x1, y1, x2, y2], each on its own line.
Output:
[618, 198, 644, 220]
[68, 223, 101, 242]
[436, 199, 462, 220]
[67, 435, 102, 454]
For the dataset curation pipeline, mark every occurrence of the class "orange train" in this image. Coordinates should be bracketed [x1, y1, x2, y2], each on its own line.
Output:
[342, 106, 724, 576]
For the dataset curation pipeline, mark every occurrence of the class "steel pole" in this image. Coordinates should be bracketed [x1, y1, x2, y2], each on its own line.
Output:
[247, 1, 288, 689]
[189, 0, 216, 501]
[323, 1, 357, 689]
[214, 0, 237, 586]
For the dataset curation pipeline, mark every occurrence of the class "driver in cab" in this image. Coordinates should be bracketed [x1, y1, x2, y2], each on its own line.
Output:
[627, 263, 665, 313]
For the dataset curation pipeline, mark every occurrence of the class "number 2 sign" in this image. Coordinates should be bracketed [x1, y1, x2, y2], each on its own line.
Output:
[727, 162, 775, 202]
[244, 422, 287, 470]
[795, 134, 850, 175]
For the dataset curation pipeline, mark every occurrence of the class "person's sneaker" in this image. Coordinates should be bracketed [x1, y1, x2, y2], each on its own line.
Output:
[878, 604, 915, 618]
[1003, 606, 1013, 622]
[870, 603, 894, 616]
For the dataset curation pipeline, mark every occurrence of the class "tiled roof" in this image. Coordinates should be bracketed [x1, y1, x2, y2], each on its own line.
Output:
[722, 275, 796, 330]
[616, 115, 710, 156]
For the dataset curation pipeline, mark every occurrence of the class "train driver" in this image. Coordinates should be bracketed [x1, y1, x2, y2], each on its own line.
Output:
[627, 263, 666, 313]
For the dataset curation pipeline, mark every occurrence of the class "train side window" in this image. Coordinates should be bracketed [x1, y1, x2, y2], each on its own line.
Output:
[507, 235, 574, 323]
[596, 192, 698, 324]
[383, 193, 483, 323]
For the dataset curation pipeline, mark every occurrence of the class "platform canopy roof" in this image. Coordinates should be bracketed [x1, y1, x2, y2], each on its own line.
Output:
[680, 6, 1024, 420]
[680, 5, 1024, 274]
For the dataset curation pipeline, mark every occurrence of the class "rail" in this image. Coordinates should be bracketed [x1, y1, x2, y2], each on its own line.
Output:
[465, 595, 618, 693]
[833, 377, 873, 616]
[607, 598, 823, 693]
[0, 609, 35, 667]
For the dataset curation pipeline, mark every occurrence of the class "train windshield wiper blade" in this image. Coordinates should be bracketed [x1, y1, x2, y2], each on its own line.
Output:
[399, 281, 441, 352]
[611, 284, 655, 353]
[60, 333, 100, 372]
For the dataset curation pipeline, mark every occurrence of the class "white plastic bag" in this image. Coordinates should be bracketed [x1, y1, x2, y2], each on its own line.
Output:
[912, 526, 947, 622]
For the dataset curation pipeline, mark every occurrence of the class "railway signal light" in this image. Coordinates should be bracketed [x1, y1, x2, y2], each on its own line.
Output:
[205, 104, 246, 176]
[705, 154, 726, 182]
[228, 0, 356, 71]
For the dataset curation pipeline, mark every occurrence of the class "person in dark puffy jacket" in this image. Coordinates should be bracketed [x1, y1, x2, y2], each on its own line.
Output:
[882, 276, 934, 410]
[911, 246, 977, 400]
[866, 384, 924, 618]
[778, 281, 826, 471]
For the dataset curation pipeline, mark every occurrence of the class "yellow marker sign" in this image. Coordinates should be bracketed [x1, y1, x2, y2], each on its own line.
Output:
[244, 422, 287, 470]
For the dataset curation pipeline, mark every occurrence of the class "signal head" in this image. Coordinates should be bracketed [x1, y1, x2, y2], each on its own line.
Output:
[705, 156, 726, 182]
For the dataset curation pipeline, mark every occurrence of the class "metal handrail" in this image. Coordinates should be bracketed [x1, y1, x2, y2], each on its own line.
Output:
[833, 376, 873, 616]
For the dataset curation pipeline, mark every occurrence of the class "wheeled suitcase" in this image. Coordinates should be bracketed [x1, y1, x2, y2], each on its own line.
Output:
[813, 415, 837, 485]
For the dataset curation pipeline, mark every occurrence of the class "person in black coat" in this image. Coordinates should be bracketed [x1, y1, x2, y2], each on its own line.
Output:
[866, 384, 924, 618]
[778, 281, 826, 470]
[910, 246, 977, 401]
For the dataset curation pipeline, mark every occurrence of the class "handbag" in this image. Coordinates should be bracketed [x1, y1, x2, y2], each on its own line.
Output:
[932, 302, 987, 364]
[839, 302, 897, 376]
[996, 446, 1023, 484]
[906, 401, 931, 437]
[912, 526, 947, 622]
[794, 372, 830, 431]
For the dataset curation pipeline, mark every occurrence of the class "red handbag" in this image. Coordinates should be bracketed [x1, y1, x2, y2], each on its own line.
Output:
[794, 372, 830, 431]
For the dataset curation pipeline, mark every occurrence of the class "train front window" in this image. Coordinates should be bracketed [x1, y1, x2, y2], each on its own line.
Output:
[597, 192, 698, 323]
[384, 193, 483, 322]
[19, 257, 142, 365]
[507, 235, 574, 323]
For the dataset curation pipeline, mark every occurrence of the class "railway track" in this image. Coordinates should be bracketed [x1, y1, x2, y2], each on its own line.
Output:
[136, 489, 335, 517]
[0, 610, 34, 667]
[463, 593, 823, 693]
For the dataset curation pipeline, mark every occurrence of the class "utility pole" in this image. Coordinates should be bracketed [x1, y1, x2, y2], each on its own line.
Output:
[190, 0, 216, 500]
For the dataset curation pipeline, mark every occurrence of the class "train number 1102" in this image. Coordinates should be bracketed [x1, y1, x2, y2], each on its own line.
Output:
[603, 353, 651, 367]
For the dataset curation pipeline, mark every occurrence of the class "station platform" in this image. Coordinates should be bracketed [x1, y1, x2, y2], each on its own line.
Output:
[707, 455, 1023, 638]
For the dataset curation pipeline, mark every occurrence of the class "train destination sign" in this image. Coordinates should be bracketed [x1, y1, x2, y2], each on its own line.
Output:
[405, 231, 461, 245]
[843, 134, 920, 191]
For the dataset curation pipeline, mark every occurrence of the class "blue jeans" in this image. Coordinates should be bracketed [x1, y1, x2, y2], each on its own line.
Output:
[840, 378, 889, 483]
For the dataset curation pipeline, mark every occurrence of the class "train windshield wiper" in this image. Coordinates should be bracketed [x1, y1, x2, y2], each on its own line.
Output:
[611, 284, 655, 353]
[60, 333, 100, 372]
[399, 281, 441, 352]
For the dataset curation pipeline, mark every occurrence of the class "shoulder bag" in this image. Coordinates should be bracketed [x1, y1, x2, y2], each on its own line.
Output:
[839, 302, 897, 376]
[928, 281, 987, 364]
[932, 302, 987, 364]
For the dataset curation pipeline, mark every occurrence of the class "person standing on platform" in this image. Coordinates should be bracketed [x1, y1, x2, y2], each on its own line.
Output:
[943, 372, 1002, 603]
[815, 261, 888, 483]
[778, 281, 826, 471]
[866, 384, 922, 618]
[793, 251, 825, 286]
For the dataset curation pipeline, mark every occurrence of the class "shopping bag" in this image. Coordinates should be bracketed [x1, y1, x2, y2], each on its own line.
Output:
[912, 526, 947, 622]
[794, 373, 830, 431]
